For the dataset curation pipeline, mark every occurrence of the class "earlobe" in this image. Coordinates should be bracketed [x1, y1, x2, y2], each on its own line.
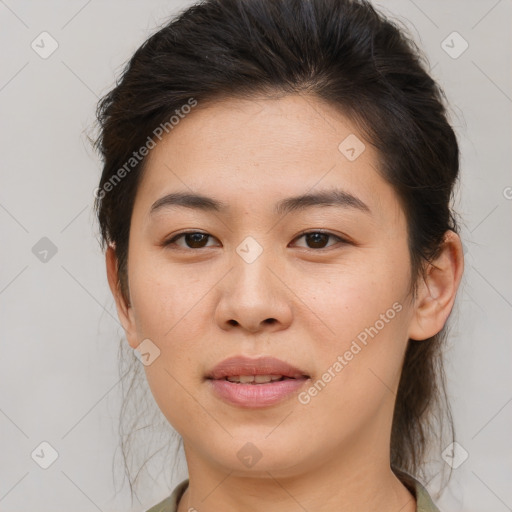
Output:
[408, 230, 464, 341]
[105, 245, 138, 348]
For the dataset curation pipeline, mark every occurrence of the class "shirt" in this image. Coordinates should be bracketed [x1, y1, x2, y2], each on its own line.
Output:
[145, 473, 440, 512]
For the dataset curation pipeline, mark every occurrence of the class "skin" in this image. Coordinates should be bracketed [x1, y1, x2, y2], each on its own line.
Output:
[106, 93, 464, 512]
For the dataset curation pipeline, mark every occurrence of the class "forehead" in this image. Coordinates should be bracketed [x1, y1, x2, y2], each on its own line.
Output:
[134, 94, 404, 226]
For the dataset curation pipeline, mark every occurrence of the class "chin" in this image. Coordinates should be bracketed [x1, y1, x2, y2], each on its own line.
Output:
[203, 434, 310, 476]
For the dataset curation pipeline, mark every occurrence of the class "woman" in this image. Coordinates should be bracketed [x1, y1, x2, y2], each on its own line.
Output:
[93, 0, 464, 510]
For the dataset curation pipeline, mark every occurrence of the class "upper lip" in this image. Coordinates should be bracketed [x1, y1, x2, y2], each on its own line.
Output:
[206, 356, 310, 380]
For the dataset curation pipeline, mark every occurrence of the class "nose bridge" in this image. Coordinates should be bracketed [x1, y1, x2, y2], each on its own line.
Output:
[215, 234, 292, 332]
[231, 234, 278, 299]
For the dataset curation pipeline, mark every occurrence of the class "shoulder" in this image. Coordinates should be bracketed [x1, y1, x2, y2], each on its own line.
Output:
[395, 469, 441, 512]
[412, 478, 441, 512]
[144, 479, 189, 512]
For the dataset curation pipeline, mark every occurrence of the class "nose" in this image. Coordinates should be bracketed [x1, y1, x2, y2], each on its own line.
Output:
[214, 250, 293, 334]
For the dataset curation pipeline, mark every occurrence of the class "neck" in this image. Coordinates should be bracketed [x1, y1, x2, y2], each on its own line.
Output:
[177, 436, 416, 512]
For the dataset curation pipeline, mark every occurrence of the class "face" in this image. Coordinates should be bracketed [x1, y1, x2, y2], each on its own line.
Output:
[113, 94, 424, 478]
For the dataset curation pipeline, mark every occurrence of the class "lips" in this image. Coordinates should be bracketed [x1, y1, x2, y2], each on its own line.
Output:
[206, 355, 310, 381]
[206, 355, 311, 408]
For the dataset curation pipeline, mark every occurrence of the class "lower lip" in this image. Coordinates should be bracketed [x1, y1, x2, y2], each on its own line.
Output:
[207, 377, 309, 408]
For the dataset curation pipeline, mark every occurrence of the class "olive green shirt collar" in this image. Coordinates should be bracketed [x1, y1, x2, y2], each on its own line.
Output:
[145, 475, 440, 512]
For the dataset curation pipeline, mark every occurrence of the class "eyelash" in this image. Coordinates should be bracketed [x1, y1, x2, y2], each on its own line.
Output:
[162, 230, 350, 251]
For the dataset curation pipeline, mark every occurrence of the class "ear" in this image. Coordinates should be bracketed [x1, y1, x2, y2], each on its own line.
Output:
[408, 230, 464, 341]
[105, 245, 139, 348]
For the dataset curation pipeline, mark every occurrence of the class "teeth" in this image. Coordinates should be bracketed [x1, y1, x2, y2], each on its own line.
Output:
[225, 374, 284, 383]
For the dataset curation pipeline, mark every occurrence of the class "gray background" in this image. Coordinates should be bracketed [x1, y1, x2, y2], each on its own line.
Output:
[1, 1, 511, 511]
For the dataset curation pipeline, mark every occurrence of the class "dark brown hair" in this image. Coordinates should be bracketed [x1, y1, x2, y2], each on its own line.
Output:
[94, 0, 459, 501]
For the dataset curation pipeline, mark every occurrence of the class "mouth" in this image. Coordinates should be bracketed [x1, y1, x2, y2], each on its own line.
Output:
[206, 355, 310, 381]
[206, 355, 310, 408]
[220, 375, 303, 384]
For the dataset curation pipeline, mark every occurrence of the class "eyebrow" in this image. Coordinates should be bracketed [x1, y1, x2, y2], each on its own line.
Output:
[149, 188, 371, 217]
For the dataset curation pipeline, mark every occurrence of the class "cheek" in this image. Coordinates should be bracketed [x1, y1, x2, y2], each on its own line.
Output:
[127, 255, 213, 391]
[130, 266, 206, 432]
[128, 253, 206, 339]
[300, 257, 409, 347]
[295, 312, 409, 457]
[298, 257, 411, 405]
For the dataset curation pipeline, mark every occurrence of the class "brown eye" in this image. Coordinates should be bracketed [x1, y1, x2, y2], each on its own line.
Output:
[293, 231, 347, 250]
[164, 231, 218, 249]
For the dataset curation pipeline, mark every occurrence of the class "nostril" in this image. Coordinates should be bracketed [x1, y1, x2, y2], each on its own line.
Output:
[226, 318, 276, 328]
